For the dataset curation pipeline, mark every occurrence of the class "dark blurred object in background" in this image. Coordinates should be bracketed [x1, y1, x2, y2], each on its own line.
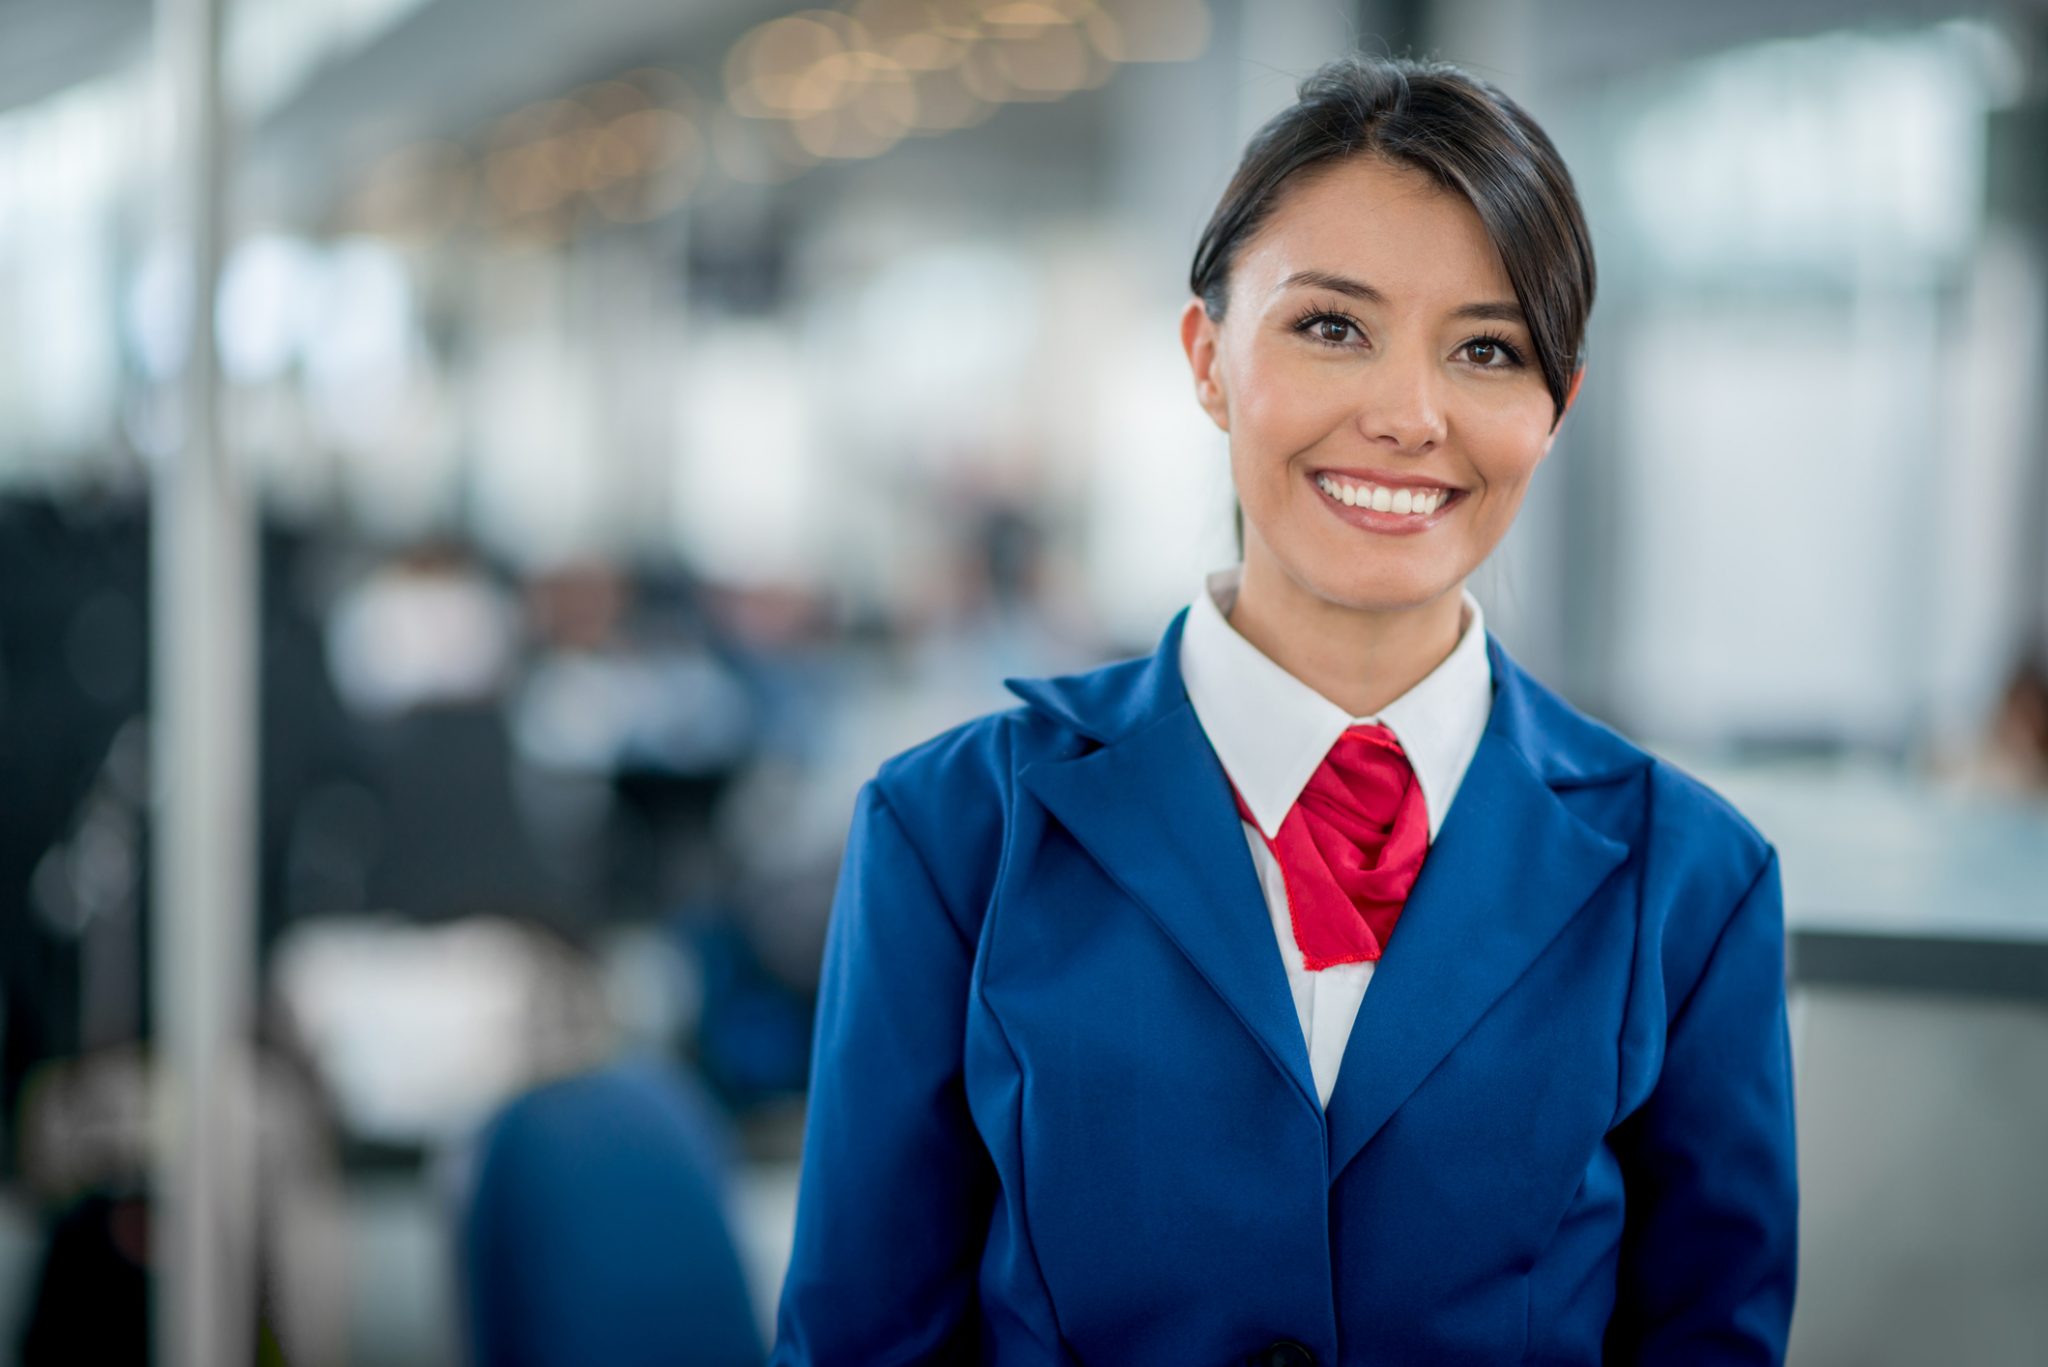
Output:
[459, 1059, 764, 1367]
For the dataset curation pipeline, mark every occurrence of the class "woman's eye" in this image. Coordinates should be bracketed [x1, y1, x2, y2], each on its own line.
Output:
[1461, 337, 1523, 368]
[1296, 312, 1363, 347]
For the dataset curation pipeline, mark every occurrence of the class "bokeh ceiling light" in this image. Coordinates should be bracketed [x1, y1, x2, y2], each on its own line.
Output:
[351, 139, 472, 238]
[485, 140, 565, 217]
[991, 22, 1095, 95]
[854, 0, 973, 70]
[709, 0, 1203, 185]
[321, 0, 1207, 242]
[534, 99, 598, 140]
[733, 13, 863, 116]
[617, 108, 698, 168]
[580, 125, 644, 190]
[956, 38, 1018, 102]
[593, 145, 700, 223]
[711, 104, 820, 184]
[791, 83, 914, 159]
[851, 65, 919, 126]
[979, 0, 1068, 31]
[905, 65, 990, 130]
[579, 80, 652, 124]
[922, 0, 989, 41]
[622, 67, 694, 108]
[1093, 0, 1207, 62]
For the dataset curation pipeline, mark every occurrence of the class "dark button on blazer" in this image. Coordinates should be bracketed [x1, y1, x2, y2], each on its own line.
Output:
[772, 608, 1797, 1366]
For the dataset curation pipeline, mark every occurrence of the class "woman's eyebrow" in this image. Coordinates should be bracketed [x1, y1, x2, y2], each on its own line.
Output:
[1453, 300, 1526, 325]
[1277, 269, 1524, 326]
[1278, 268, 1386, 303]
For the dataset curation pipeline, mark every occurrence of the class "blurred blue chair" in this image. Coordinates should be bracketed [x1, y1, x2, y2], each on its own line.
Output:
[460, 1059, 765, 1367]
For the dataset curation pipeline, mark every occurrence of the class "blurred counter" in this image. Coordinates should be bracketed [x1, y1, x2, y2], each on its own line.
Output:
[1673, 752, 2048, 1000]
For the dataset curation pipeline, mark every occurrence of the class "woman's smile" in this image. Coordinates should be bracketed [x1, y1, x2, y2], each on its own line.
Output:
[1309, 468, 1469, 535]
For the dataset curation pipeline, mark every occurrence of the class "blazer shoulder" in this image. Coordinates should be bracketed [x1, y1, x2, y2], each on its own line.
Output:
[1641, 751, 1775, 889]
[864, 701, 1081, 930]
[1503, 646, 1771, 892]
[869, 700, 1081, 814]
[1628, 751, 1781, 1022]
[1505, 648, 1774, 934]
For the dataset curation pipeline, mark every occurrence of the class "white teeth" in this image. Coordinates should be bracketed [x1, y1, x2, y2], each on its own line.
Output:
[1315, 475, 1452, 516]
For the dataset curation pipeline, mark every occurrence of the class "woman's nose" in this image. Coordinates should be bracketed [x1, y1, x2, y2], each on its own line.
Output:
[1357, 349, 1447, 453]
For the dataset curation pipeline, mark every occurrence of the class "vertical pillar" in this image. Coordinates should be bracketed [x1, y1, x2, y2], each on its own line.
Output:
[151, 0, 257, 1361]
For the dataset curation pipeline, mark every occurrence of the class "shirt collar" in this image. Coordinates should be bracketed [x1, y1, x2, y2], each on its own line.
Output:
[1178, 564, 1494, 844]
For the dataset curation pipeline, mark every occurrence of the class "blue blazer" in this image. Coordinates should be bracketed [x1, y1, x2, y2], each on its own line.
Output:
[773, 609, 1796, 1366]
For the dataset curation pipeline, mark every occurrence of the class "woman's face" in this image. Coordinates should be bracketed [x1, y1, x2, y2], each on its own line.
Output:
[1181, 155, 1579, 619]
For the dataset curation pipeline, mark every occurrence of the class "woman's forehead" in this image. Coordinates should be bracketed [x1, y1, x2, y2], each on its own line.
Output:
[1236, 158, 1514, 307]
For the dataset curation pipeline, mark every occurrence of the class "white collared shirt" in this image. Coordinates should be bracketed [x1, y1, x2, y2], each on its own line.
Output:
[1179, 565, 1495, 1107]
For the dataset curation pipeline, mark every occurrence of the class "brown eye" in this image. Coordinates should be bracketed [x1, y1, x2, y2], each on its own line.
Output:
[1460, 335, 1524, 368]
[1294, 311, 1363, 347]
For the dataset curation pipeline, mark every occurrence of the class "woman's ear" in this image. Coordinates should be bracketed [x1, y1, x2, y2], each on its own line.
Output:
[1180, 297, 1230, 433]
[1547, 364, 1586, 436]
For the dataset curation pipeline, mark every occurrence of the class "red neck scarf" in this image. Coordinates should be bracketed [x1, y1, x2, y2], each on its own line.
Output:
[1231, 721, 1429, 970]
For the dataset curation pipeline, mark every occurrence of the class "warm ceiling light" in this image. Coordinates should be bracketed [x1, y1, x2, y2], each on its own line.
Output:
[848, 66, 918, 137]
[888, 29, 969, 70]
[486, 142, 565, 216]
[353, 140, 472, 237]
[594, 139, 699, 223]
[1094, 0, 1209, 62]
[992, 22, 1089, 93]
[729, 14, 845, 117]
[580, 127, 642, 188]
[711, 105, 818, 183]
[613, 109, 697, 168]
[922, 0, 986, 40]
[535, 99, 597, 138]
[621, 67, 692, 107]
[579, 80, 650, 124]
[956, 36, 1016, 101]
[979, 1, 1068, 31]
[851, 0, 936, 40]
[904, 64, 990, 131]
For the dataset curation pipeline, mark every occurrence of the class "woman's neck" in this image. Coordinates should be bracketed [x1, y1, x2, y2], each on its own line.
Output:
[1226, 551, 1469, 718]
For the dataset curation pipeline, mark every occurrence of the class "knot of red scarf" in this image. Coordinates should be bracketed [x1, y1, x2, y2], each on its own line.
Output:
[1231, 721, 1429, 970]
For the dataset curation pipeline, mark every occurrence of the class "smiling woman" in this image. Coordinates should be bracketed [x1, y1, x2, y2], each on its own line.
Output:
[1180, 58, 1593, 719]
[773, 54, 1795, 1367]
[1183, 154, 1569, 716]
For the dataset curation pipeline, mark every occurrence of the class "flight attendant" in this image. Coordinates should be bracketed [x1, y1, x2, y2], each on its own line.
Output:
[773, 54, 1796, 1367]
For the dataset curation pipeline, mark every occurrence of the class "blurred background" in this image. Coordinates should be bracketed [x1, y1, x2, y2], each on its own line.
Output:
[1, 0, 2045, 1363]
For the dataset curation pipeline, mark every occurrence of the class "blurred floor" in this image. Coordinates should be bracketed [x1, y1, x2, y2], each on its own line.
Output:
[2, 988, 2046, 1362]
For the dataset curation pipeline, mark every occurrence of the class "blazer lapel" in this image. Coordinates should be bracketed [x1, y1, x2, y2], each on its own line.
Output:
[1323, 634, 1634, 1181]
[1004, 616, 1645, 1162]
[1007, 612, 1320, 1113]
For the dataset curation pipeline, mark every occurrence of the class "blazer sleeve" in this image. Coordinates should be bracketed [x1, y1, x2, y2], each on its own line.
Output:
[771, 778, 996, 1365]
[1606, 846, 1798, 1365]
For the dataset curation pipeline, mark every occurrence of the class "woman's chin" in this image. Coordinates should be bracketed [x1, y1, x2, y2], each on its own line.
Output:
[1283, 554, 1462, 619]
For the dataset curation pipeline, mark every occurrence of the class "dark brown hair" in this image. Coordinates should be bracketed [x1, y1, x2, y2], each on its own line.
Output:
[1189, 54, 1596, 427]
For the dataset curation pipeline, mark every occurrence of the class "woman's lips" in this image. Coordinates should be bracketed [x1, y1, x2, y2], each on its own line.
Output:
[1309, 469, 1466, 534]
